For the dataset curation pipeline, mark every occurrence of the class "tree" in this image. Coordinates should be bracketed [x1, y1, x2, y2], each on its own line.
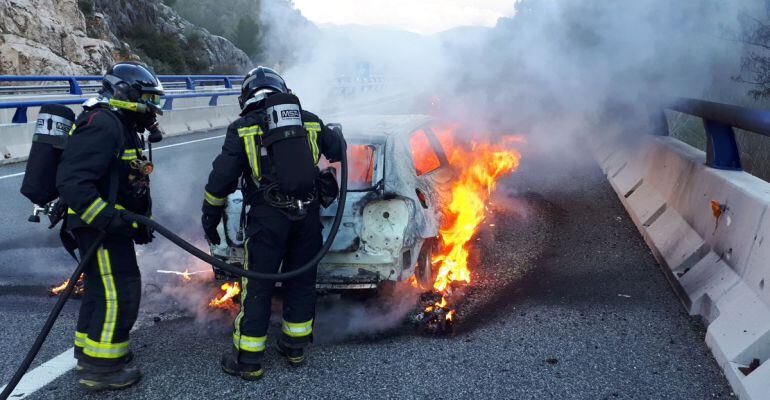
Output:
[230, 17, 261, 58]
[734, 14, 770, 99]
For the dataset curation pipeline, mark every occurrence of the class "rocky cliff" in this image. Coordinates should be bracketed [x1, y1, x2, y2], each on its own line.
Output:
[0, 0, 114, 74]
[0, 0, 251, 75]
[95, 0, 251, 74]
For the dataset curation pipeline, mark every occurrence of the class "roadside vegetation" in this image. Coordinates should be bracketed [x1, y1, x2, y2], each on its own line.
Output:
[671, 11, 770, 182]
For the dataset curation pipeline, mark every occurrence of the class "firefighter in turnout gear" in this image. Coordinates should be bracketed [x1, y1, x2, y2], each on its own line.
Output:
[202, 66, 345, 380]
[56, 62, 163, 391]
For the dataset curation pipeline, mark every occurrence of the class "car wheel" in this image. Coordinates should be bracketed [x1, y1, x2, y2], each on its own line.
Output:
[416, 239, 435, 286]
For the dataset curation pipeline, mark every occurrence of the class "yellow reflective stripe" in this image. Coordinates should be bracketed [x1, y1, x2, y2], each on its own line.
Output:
[237, 125, 263, 137]
[304, 123, 321, 164]
[281, 319, 313, 337]
[204, 191, 226, 207]
[68, 124, 77, 136]
[121, 149, 140, 161]
[232, 334, 265, 352]
[233, 238, 249, 350]
[238, 125, 263, 181]
[74, 331, 87, 348]
[82, 337, 129, 359]
[108, 99, 139, 112]
[81, 198, 107, 224]
[97, 248, 118, 344]
[242, 135, 260, 181]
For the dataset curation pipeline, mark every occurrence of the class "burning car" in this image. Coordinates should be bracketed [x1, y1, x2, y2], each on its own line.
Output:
[209, 114, 455, 291]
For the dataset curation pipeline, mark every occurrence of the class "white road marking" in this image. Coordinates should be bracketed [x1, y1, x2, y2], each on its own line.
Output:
[0, 347, 76, 399]
[151, 134, 224, 151]
[0, 134, 225, 180]
[0, 172, 25, 181]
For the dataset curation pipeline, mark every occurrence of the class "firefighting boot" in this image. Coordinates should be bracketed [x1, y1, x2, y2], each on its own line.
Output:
[277, 342, 305, 366]
[75, 351, 134, 373]
[77, 366, 141, 391]
[220, 351, 264, 381]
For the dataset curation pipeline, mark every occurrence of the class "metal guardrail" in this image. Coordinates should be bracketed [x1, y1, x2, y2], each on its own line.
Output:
[0, 75, 243, 95]
[656, 98, 770, 171]
[0, 90, 239, 123]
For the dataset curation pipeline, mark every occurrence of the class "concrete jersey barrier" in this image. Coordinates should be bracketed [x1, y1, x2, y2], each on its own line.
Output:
[593, 134, 770, 400]
[0, 102, 240, 164]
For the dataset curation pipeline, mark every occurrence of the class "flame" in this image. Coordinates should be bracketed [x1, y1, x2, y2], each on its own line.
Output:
[414, 125, 521, 327]
[181, 269, 192, 282]
[50, 274, 85, 297]
[431, 127, 521, 293]
[208, 282, 241, 310]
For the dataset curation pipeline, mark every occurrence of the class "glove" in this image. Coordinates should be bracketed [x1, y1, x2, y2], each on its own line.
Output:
[318, 167, 339, 208]
[202, 202, 224, 245]
[134, 225, 155, 245]
[105, 210, 136, 237]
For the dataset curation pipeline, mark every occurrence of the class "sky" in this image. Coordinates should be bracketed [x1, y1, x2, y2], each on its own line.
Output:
[291, 0, 517, 34]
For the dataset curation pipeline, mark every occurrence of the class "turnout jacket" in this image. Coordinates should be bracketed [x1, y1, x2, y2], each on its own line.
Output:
[56, 107, 150, 231]
[204, 108, 344, 210]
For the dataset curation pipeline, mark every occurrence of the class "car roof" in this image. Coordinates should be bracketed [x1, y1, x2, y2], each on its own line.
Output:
[330, 114, 434, 140]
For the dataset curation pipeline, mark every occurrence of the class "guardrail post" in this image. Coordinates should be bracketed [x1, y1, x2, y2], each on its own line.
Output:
[223, 78, 232, 89]
[163, 98, 174, 111]
[11, 107, 28, 124]
[185, 77, 195, 90]
[67, 78, 82, 95]
[209, 95, 219, 107]
[704, 119, 742, 170]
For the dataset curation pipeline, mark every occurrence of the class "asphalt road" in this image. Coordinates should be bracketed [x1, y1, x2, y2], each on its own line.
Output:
[0, 128, 733, 399]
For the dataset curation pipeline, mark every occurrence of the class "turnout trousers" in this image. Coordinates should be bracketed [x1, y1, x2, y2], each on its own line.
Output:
[232, 207, 322, 364]
[72, 228, 141, 367]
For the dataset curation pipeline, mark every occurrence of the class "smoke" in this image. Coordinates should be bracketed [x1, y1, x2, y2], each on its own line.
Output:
[259, 0, 755, 148]
[313, 283, 422, 341]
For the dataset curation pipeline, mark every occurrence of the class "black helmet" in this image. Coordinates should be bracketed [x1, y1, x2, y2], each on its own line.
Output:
[239, 66, 288, 109]
[100, 61, 165, 115]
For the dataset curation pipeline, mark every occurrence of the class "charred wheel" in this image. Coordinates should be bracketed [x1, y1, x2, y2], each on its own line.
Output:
[416, 238, 436, 286]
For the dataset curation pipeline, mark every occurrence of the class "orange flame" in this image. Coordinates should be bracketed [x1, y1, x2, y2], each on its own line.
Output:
[50, 274, 85, 297]
[430, 127, 522, 294]
[209, 282, 241, 310]
[181, 269, 192, 282]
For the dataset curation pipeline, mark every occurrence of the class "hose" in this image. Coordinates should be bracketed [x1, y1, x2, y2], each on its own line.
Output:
[124, 140, 348, 281]
[1, 143, 346, 399]
[0, 234, 106, 400]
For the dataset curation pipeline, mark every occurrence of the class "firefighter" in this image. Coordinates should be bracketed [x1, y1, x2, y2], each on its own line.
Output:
[56, 62, 163, 390]
[201, 66, 345, 380]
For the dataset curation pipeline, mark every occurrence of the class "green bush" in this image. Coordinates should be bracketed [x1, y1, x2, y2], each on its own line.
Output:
[124, 27, 212, 74]
[126, 27, 186, 73]
[77, 0, 94, 15]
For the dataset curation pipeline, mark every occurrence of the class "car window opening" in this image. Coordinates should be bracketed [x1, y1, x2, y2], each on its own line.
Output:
[319, 144, 377, 191]
[410, 129, 441, 176]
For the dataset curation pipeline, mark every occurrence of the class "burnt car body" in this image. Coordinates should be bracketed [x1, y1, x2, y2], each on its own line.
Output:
[209, 114, 454, 290]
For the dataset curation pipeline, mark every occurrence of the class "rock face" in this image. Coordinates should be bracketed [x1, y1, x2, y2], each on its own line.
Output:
[95, 0, 251, 74]
[0, 0, 115, 74]
[0, 0, 251, 75]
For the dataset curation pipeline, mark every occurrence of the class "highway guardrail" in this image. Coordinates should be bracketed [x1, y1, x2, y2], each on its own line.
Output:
[594, 98, 770, 400]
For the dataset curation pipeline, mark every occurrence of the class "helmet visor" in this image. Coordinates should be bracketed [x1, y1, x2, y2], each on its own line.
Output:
[141, 93, 164, 115]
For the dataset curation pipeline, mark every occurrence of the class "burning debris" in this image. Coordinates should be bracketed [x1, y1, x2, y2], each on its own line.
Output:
[49, 274, 85, 298]
[409, 284, 466, 334]
[209, 282, 241, 311]
[411, 127, 522, 334]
